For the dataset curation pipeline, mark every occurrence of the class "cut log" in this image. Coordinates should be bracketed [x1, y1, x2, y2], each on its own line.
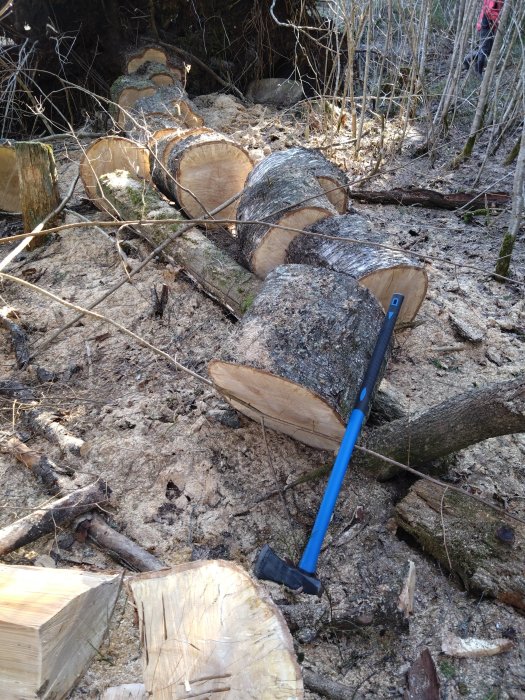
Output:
[287, 214, 428, 322]
[134, 60, 176, 87]
[15, 141, 61, 249]
[209, 264, 387, 450]
[124, 83, 204, 137]
[149, 126, 213, 196]
[151, 129, 253, 225]
[110, 75, 157, 129]
[246, 147, 349, 213]
[79, 136, 150, 212]
[0, 564, 121, 699]
[129, 561, 303, 699]
[349, 187, 511, 210]
[237, 171, 337, 278]
[395, 479, 525, 611]
[0, 142, 20, 213]
[99, 170, 262, 318]
[0, 479, 111, 555]
[101, 685, 146, 700]
[358, 375, 525, 480]
[125, 44, 185, 81]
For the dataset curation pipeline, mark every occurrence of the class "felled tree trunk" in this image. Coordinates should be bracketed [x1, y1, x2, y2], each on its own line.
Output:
[99, 170, 261, 318]
[247, 147, 349, 213]
[151, 129, 253, 225]
[287, 214, 428, 322]
[349, 187, 511, 210]
[0, 142, 20, 213]
[237, 170, 337, 278]
[396, 479, 525, 611]
[209, 265, 386, 451]
[359, 375, 525, 480]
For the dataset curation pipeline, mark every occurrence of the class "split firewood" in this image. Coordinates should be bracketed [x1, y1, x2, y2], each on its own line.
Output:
[75, 512, 166, 572]
[0, 141, 20, 212]
[99, 170, 261, 318]
[0, 306, 30, 368]
[397, 560, 416, 618]
[150, 127, 253, 224]
[209, 265, 387, 451]
[404, 648, 440, 700]
[237, 170, 337, 278]
[247, 147, 350, 213]
[101, 685, 146, 700]
[349, 187, 510, 210]
[287, 213, 428, 322]
[0, 479, 111, 556]
[441, 632, 514, 658]
[396, 479, 525, 611]
[79, 135, 150, 213]
[124, 44, 186, 81]
[129, 561, 303, 699]
[0, 563, 121, 699]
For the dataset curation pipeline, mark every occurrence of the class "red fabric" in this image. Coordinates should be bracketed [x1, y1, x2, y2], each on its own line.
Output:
[477, 0, 503, 30]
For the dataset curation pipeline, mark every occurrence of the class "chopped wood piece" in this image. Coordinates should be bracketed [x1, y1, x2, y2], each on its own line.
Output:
[349, 187, 510, 210]
[247, 147, 349, 213]
[396, 480, 525, 611]
[0, 564, 121, 699]
[0, 306, 30, 368]
[449, 312, 486, 343]
[398, 560, 416, 618]
[441, 632, 513, 658]
[404, 648, 440, 700]
[99, 170, 261, 318]
[0, 479, 111, 555]
[0, 142, 20, 212]
[79, 136, 150, 212]
[152, 129, 253, 226]
[237, 170, 337, 278]
[287, 214, 428, 322]
[209, 265, 386, 450]
[25, 408, 90, 457]
[101, 685, 146, 700]
[76, 512, 166, 572]
[129, 561, 303, 699]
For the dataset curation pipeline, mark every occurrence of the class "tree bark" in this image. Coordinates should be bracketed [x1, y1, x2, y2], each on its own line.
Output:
[396, 479, 525, 612]
[237, 170, 337, 278]
[348, 187, 510, 210]
[209, 265, 386, 451]
[0, 142, 20, 212]
[287, 213, 427, 322]
[359, 376, 525, 480]
[124, 83, 204, 136]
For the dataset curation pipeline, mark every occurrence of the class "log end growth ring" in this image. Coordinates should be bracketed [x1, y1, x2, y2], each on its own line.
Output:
[361, 264, 428, 322]
[208, 361, 345, 450]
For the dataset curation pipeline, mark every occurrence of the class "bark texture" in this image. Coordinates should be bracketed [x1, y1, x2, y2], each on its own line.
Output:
[287, 214, 427, 322]
[209, 264, 386, 450]
[359, 376, 525, 480]
[0, 143, 20, 213]
[396, 480, 525, 611]
[246, 147, 349, 213]
[125, 44, 185, 79]
[125, 83, 204, 133]
[237, 170, 337, 278]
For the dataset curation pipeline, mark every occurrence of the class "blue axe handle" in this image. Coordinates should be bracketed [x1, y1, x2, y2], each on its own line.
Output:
[298, 293, 404, 575]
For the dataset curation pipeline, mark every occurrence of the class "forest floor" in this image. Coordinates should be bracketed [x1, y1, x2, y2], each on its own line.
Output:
[0, 85, 524, 699]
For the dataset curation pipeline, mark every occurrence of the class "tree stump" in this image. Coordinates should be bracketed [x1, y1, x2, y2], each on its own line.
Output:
[151, 129, 254, 226]
[287, 214, 428, 322]
[79, 136, 150, 212]
[15, 141, 61, 249]
[0, 142, 20, 213]
[247, 147, 349, 213]
[237, 170, 337, 278]
[0, 564, 121, 699]
[209, 264, 387, 450]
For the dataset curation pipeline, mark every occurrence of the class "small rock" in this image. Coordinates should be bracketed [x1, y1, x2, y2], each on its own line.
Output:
[34, 555, 56, 568]
[449, 312, 486, 343]
[207, 408, 241, 429]
[246, 78, 304, 107]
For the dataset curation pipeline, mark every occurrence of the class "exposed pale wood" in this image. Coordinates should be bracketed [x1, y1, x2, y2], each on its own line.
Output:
[0, 479, 111, 555]
[79, 136, 150, 213]
[209, 265, 386, 450]
[441, 633, 514, 658]
[247, 147, 349, 213]
[349, 187, 511, 210]
[15, 141, 61, 250]
[5, 435, 60, 495]
[397, 560, 416, 617]
[149, 127, 213, 195]
[287, 214, 428, 322]
[76, 513, 166, 572]
[99, 170, 261, 318]
[25, 408, 90, 457]
[129, 561, 303, 699]
[0, 564, 121, 699]
[101, 685, 146, 700]
[237, 170, 337, 278]
[396, 479, 525, 611]
[125, 44, 185, 81]
[134, 60, 176, 87]
[110, 75, 157, 128]
[153, 129, 253, 225]
[0, 142, 20, 212]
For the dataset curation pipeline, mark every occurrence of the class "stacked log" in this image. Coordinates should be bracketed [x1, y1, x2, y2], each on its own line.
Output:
[287, 214, 428, 322]
[209, 265, 387, 451]
[124, 44, 186, 82]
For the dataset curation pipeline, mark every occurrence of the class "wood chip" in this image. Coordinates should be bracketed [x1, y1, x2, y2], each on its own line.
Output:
[442, 632, 513, 658]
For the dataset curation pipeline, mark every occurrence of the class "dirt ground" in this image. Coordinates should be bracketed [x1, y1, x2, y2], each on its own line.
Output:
[0, 92, 524, 699]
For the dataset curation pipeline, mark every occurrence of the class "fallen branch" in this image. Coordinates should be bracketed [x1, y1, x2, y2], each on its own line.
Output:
[4, 435, 61, 494]
[348, 187, 510, 211]
[0, 307, 30, 368]
[302, 670, 357, 700]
